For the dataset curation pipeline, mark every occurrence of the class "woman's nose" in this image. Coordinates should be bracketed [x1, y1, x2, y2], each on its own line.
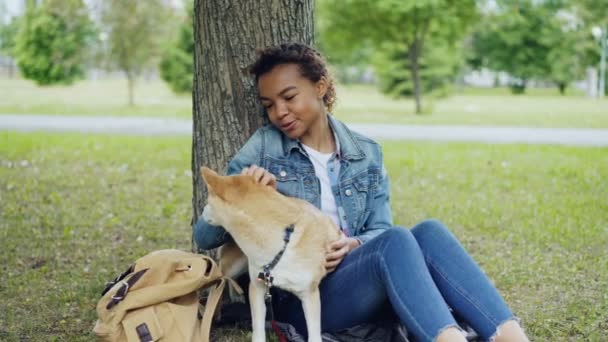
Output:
[274, 101, 289, 118]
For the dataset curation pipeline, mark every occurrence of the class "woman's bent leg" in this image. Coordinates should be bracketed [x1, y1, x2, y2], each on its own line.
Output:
[278, 228, 465, 342]
[411, 219, 522, 341]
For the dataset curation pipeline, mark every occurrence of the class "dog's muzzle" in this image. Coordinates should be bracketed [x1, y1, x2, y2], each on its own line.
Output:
[202, 205, 215, 224]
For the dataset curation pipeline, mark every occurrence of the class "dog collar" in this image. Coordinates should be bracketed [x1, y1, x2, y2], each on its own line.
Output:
[257, 224, 295, 291]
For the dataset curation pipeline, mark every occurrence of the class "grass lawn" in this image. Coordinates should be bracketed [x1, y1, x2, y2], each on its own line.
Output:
[0, 132, 607, 341]
[335, 85, 608, 128]
[2, 78, 608, 128]
[0, 78, 192, 118]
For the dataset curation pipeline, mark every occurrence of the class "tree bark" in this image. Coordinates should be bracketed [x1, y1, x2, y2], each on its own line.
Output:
[191, 0, 314, 253]
[408, 39, 423, 114]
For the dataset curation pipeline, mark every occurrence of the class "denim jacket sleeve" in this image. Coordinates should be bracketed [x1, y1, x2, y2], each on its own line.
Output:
[357, 149, 393, 244]
[192, 129, 264, 250]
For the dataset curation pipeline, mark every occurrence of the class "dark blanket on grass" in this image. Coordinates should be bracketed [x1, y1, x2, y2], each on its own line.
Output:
[271, 320, 409, 342]
[216, 301, 409, 342]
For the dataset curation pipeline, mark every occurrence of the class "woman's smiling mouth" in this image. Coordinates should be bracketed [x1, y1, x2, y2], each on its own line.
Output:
[282, 120, 297, 131]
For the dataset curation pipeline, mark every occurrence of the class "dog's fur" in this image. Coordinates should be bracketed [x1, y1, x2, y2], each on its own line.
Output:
[201, 167, 341, 342]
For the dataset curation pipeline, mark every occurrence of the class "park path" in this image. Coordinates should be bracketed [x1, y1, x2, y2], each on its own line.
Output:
[1, 114, 608, 147]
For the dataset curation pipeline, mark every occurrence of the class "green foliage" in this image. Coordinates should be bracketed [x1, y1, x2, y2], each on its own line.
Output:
[470, 0, 597, 94]
[159, 2, 193, 94]
[572, 0, 608, 96]
[100, 0, 167, 75]
[0, 16, 20, 57]
[547, 29, 587, 95]
[471, 2, 551, 92]
[319, 0, 478, 112]
[574, 0, 608, 28]
[1, 132, 607, 340]
[13, 0, 94, 85]
[373, 38, 464, 99]
[319, 0, 478, 68]
[100, 0, 170, 104]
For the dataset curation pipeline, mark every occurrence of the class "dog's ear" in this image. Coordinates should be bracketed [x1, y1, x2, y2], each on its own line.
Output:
[201, 166, 228, 199]
[201, 166, 219, 191]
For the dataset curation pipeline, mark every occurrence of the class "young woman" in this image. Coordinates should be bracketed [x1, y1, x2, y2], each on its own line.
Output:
[193, 43, 529, 342]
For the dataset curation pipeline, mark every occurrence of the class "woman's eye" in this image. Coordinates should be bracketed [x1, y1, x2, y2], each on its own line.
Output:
[263, 103, 273, 109]
[285, 94, 296, 101]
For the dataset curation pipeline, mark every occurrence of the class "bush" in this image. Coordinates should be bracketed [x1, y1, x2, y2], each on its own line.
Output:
[14, 0, 95, 85]
[159, 5, 193, 94]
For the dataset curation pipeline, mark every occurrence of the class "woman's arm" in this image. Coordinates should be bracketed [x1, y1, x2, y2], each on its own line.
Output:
[357, 149, 394, 244]
[193, 218, 230, 250]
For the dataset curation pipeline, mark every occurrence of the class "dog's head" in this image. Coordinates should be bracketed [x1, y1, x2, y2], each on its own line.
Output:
[200, 166, 269, 226]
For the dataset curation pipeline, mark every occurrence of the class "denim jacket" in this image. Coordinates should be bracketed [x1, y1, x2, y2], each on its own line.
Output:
[193, 116, 393, 250]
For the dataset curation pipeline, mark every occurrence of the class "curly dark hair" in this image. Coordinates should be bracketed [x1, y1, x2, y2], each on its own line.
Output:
[249, 42, 337, 112]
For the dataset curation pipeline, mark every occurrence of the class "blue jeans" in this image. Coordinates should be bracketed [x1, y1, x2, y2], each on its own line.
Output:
[274, 219, 516, 342]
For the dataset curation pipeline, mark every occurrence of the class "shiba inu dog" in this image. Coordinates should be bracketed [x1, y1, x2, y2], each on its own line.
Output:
[200, 167, 341, 342]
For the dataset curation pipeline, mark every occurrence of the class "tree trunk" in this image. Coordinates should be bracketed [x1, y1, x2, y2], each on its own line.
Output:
[558, 82, 566, 95]
[127, 73, 134, 106]
[192, 0, 314, 253]
[408, 39, 422, 114]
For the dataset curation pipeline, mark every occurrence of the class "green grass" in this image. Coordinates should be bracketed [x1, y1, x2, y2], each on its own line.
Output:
[0, 78, 192, 118]
[334, 84, 608, 128]
[0, 132, 607, 341]
[2, 78, 608, 128]
[384, 142, 608, 340]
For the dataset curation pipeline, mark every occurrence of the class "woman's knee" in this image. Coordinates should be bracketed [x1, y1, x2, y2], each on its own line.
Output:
[379, 227, 416, 244]
[376, 227, 420, 255]
[410, 218, 453, 248]
[374, 228, 425, 270]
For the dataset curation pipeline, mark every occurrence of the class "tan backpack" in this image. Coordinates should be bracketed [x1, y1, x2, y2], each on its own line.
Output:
[93, 249, 241, 342]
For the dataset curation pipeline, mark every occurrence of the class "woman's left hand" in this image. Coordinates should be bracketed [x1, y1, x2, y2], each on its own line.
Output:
[325, 235, 361, 273]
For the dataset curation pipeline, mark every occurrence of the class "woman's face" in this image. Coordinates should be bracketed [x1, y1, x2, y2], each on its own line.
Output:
[257, 63, 327, 140]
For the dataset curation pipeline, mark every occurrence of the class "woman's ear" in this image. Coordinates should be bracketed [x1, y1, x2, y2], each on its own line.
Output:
[316, 76, 328, 99]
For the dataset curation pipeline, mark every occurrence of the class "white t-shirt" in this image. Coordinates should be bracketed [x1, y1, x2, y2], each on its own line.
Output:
[301, 144, 340, 228]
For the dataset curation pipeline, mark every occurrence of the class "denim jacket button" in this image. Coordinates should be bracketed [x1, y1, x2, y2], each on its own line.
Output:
[345, 189, 352, 196]
[279, 170, 287, 177]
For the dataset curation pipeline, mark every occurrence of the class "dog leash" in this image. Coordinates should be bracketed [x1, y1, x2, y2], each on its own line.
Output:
[257, 224, 295, 342]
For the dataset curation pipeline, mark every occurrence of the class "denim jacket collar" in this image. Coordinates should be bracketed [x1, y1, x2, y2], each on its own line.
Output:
[281, 114, 366, 161]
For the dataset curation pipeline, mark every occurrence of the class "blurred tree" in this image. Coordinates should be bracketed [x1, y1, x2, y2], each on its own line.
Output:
[319, 0, 478, 114]
[315, 4, 374, 84]
[0, 16, 20, 77]
[14, 0, 94, 85]
[546, 10, 590, 95]
[100, 0, 169, 105]
[574, 0, 608, 96]
[575, 0, 608, 28]
[373, 37, 464, 102]
[191, 0, 313, 254]
[159, 1, 193, 94]
[470, 1, 551, 93]
[470, 0, 591, 94]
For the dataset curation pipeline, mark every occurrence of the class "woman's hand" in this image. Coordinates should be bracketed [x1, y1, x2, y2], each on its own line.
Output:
[241, 165, 277, 188]
[325, 234, 361, 273]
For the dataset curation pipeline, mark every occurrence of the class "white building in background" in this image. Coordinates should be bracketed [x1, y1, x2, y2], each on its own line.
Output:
[463, 69, 511, 88]
[462, 67, 590, 93]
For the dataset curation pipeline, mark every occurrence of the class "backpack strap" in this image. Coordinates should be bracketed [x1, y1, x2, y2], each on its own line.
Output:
[199, 276, 243, 341]
[106, 268, 149, 310]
